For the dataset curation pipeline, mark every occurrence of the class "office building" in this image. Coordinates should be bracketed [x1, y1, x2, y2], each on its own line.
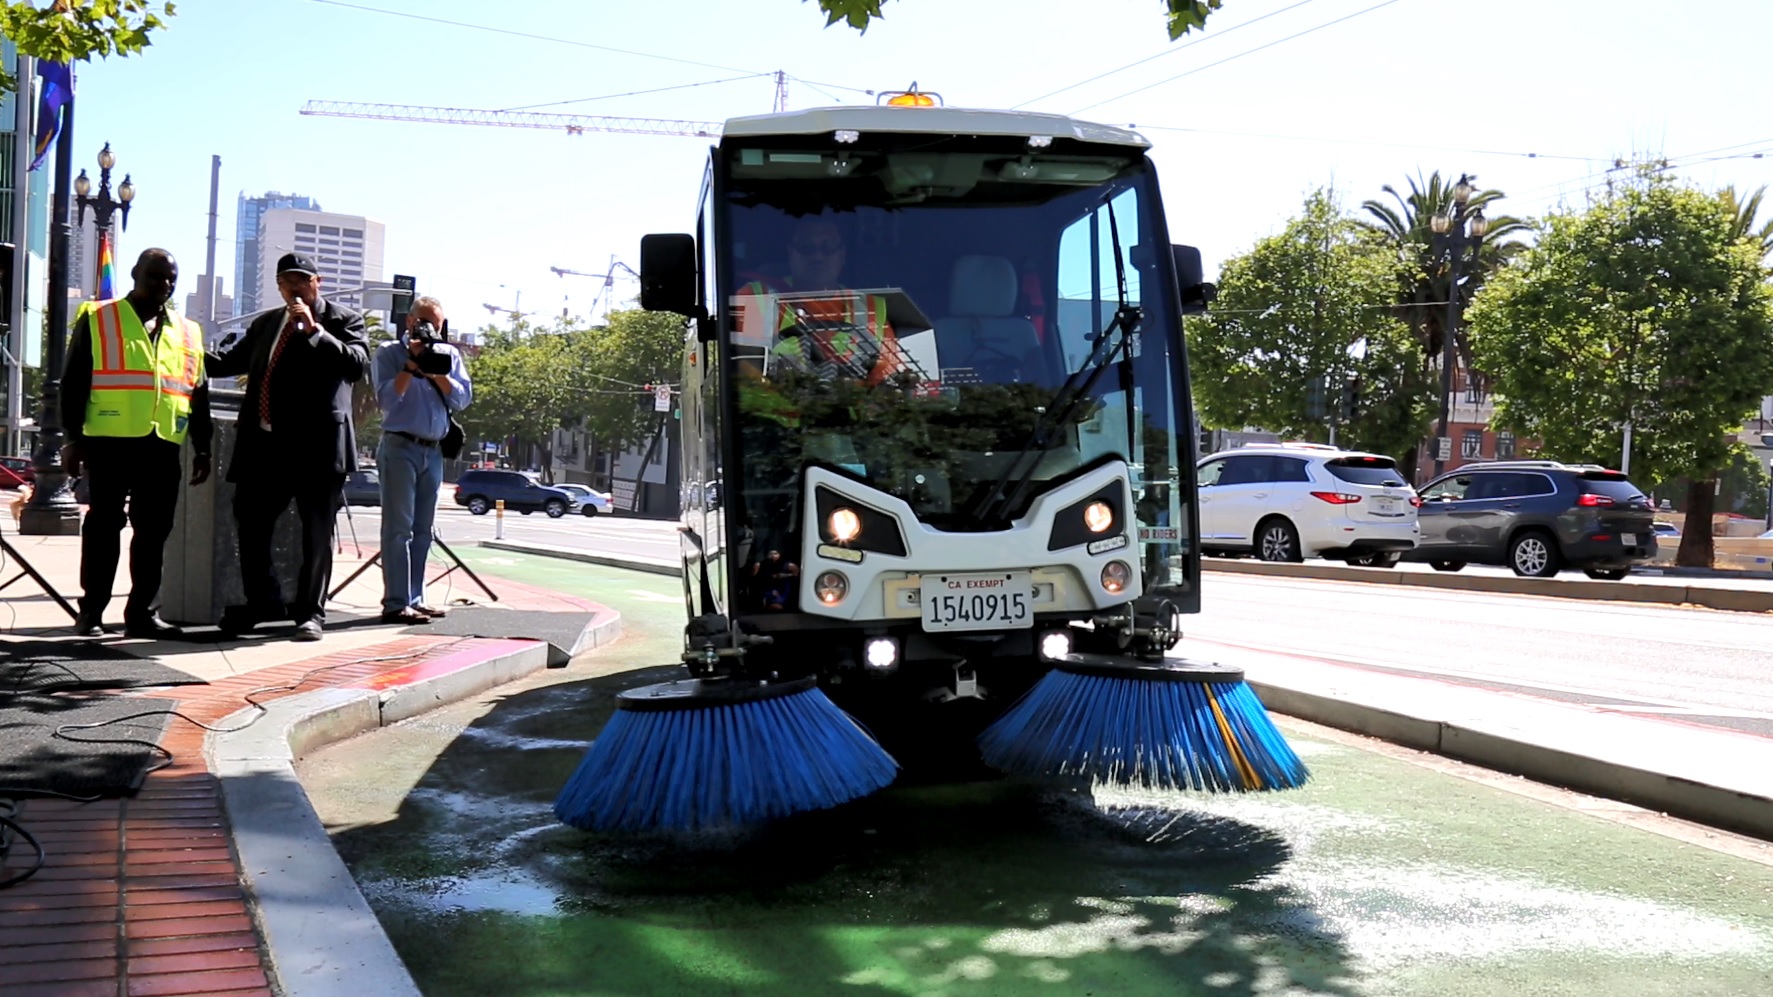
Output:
[234, 191, 318, 315]
[183, 275, 232, 335]
[0, 46, 56, 453]
[255, 208, 384, 312]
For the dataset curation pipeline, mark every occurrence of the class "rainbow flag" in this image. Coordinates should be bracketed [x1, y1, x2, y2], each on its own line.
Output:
[29, 60, 72, 173]
[96, 228, 115, 299]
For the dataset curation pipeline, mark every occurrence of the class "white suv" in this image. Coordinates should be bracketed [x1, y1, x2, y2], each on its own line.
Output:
[1196, 443, 1420, 566]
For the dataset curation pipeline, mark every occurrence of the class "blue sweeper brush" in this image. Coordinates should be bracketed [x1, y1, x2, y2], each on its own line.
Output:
[554, 675, 899, 833]
[977, 654, 1308, 792]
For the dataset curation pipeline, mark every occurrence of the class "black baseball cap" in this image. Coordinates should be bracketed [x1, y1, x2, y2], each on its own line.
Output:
[277, 252, 319, 276]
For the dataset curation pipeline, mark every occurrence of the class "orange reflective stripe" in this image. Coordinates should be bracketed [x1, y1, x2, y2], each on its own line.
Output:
[92, 303, 120, 371]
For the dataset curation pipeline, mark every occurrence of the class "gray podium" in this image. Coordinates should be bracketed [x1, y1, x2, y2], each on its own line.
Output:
[161, 386, 312, 626]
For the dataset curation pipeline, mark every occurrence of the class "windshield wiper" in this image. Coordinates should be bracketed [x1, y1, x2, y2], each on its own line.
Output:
[969, 201, 1142, 529]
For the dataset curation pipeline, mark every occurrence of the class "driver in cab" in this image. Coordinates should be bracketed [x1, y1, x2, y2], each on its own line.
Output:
[737, 216, 906, 390]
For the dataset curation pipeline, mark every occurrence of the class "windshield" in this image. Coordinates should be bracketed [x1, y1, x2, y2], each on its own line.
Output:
[721, 141, 1190, 596]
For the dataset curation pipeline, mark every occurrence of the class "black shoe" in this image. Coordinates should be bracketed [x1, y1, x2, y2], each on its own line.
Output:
[124, 613, 185, 640]
[72, 612, 105, 638]
[380, 607, 432, 625]
[218, 602, 288, 637]
[293, 620, 324, 642]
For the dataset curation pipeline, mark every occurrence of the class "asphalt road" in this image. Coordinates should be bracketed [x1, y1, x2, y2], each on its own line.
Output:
[337, 499, 682, 566]
[300, 552, 1773, 997]
[1189, 571, 1773, 738]
[353, 507, 1773, 740]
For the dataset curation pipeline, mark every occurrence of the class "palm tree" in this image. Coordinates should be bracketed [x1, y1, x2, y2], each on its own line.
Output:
[1360, 171, 1530, 374]
[1722, 184, 1773, 261]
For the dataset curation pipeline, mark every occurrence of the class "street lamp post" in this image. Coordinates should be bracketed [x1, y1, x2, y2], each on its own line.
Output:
[1429, 174, 1488, 478]
[20, 142, 136, 534]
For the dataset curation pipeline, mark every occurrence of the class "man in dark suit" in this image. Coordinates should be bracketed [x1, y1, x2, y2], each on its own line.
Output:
[208, 252, 369, 641]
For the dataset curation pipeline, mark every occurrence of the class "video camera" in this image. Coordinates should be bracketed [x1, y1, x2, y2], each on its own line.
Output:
[408, 318, 453, 376]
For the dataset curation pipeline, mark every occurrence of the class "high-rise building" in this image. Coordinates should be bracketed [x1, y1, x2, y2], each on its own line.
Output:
[255, 207, 384, 312]
[234, 191, 318, 315]
[64, 201, 104, 295]
[0, 44, 54, 453]
[183, 275, 232, 338]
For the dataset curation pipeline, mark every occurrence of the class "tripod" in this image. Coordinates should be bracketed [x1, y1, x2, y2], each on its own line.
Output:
[0, 523, 80, 621]
[327, 502, 498, 605]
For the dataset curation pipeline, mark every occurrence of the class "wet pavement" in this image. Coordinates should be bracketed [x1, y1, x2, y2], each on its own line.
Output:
[298, 552, 1773, 997]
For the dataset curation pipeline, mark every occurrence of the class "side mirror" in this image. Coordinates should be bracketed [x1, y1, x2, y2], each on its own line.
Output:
[640, 233, 700, 318]
[1171, 244, 1217, 316]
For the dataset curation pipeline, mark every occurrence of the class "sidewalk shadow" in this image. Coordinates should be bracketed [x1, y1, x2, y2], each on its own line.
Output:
[320, 665, 1362, 997]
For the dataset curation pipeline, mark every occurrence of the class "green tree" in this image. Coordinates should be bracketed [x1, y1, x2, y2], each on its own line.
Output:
[1467, 169, 1773, 567]
[1189, 188, 1430, 462]
[350, 313, 395, 456]
[811, 0, 1221, 39]
[459, 318, 580, 477]
[0, 1, 177, 93]
[569, 308, 688, 460]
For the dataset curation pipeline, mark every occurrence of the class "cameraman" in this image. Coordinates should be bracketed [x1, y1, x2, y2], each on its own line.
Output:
[374, 295, 471, 624]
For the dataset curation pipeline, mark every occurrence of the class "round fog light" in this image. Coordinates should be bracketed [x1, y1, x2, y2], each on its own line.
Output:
[1100, 560, 1131, 595]
[1083, 500, 1114, 533]
[815, 571, 849, 605]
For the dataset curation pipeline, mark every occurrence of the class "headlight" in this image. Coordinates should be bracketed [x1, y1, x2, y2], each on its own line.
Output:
[815, 571, 849, 605]
[1083, 500, 1114, 533]
[828, 508, 862, 543]
[1100, 560, 1131, 595]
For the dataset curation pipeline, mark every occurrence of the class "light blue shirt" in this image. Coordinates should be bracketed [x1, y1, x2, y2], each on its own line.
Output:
[374, 339, 471, 441]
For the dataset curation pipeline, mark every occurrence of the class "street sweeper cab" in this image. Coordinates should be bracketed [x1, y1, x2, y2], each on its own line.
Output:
[552, 92, 1307, 834]
[639, 92, 1216, 746]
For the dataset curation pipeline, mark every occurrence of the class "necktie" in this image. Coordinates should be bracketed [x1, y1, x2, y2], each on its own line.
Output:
[258, 322, 295, 429]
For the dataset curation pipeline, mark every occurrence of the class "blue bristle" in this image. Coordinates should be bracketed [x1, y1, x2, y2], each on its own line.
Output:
[554, 685, 899, 832]
[977, 670, 1309, 791]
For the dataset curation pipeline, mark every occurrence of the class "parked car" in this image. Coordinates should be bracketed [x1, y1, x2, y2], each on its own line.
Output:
[1405, 460, 1655, 579]
[1196, 443, 1420, 566]
[342, 469, 381, 507]
[1652, 521, 1681, 540]
[0, 455, 33, 482]
[452, 468, 579, 518]
[553, 483, 613, 517]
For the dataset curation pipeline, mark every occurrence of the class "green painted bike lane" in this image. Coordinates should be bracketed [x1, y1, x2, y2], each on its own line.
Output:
[299, 549, 1773, 997]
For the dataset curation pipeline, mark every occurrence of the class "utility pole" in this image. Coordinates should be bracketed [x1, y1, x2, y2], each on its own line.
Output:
[200, 154, 220, 341]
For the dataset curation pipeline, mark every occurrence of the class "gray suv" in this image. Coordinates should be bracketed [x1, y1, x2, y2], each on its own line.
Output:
[452, 468, 579, 518]
[1405, 460, 1656, 578]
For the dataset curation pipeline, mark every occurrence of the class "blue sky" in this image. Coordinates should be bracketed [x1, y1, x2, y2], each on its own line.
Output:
[61, 0, 1773, 332]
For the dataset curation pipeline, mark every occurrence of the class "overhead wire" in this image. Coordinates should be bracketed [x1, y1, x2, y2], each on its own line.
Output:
[501, 74, 774, 112]
[1070, 0, 1411, 115]
[307, 0, 761, 74]
[1013, 0, 1326, 109]
[1126, 122, 1598, 163]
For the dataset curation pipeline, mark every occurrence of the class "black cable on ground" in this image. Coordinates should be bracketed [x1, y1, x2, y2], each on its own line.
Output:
[0, 637, 477, 890]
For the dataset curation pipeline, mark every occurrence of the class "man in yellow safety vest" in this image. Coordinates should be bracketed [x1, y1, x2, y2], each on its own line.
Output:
[59, 248, 212, 638]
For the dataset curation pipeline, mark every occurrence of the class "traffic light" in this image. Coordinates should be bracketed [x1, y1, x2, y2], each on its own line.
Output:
[1340, 377, 1360, 423]
[390, 273, 416, 331]
[1305, 376, 1327, 421]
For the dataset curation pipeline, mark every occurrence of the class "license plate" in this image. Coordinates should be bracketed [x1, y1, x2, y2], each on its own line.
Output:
[919, 572, 1033, 632]
[1374, 497, 1397, 511]
[1620, 533, 1638, 546]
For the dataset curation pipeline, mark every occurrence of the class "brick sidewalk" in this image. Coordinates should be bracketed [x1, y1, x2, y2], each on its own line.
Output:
[0, 631, 548, 996]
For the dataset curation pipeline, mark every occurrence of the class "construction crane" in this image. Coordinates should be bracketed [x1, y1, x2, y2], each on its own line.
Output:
[299, 100, 723, 138]
[553, 259, 639, 325]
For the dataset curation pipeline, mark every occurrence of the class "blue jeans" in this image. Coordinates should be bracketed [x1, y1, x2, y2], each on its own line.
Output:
[378, 433, 442, 612]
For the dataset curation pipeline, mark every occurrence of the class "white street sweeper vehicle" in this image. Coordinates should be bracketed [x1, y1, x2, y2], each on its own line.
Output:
[554, 88, 1302, 834]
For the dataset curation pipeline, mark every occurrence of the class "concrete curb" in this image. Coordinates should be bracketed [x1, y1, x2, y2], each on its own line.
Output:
[1249, 680, 1773, 840]
[479, 539, 681, 577]
[210, 614, 619, 996]
[1202, 557, 1773, 614]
